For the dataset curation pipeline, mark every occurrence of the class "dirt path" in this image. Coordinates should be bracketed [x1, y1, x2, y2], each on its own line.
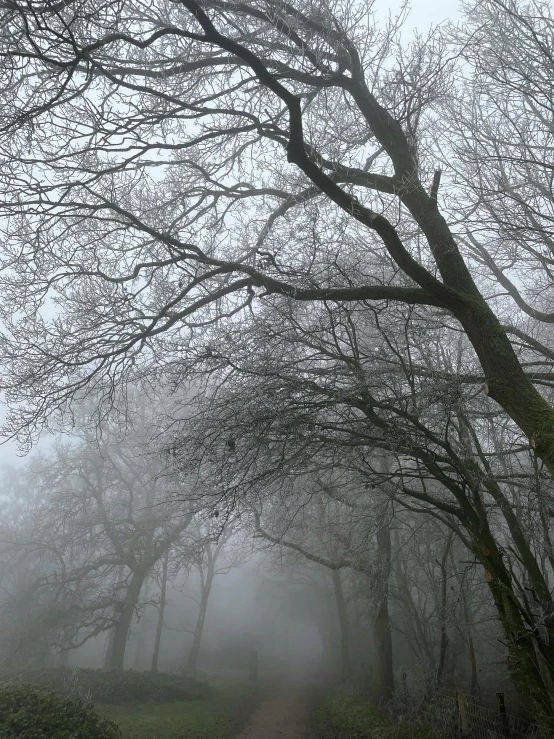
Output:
[235, 686, 310, 739]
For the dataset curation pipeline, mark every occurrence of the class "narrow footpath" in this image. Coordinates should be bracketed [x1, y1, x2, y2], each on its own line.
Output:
[235, 686, 310, 739]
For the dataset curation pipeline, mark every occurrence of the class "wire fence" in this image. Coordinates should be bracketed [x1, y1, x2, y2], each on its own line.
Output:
[418, 690, 552, 739]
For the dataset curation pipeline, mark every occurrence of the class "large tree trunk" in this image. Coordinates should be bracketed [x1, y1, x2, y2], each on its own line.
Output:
[110, 570, 146, 670]
[294, 71, 554, 478]
[461, 585, 479, 697]
[104, 627, 116, 670]
[151, 551, 169, 673]
[373, 520, 394, 704]
[458, 429, 554, 719]
[332, 569, 351, 681]
[471, 524, 554, 725]
[133, 578, 152, 670]
[436, 532, 453, 685]
[398, 165, 554, 480]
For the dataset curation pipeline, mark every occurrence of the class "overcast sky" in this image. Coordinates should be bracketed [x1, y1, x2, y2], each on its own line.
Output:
[375, 0, 461, 33]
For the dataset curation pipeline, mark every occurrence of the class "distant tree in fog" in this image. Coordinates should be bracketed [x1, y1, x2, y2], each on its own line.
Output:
[251, 483, 393, 700]
[179, 520, 243, 674]
[0, 398, 204, 670]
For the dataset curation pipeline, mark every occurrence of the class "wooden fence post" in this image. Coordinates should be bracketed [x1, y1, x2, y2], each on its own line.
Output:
[496, 692, 510, 738]
[400, 668, 408, 700]
[456, 689, 468, 737]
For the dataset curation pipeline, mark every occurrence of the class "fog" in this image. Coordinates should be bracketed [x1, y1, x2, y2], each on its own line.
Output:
[1, 0, 554, 736]
[0, 398, 523, 703]
[68, 558, 326, 679]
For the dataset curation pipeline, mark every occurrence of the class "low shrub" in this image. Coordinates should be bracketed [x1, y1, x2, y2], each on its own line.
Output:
[0, 683, 121, 739]
[1, 668, 212, 705]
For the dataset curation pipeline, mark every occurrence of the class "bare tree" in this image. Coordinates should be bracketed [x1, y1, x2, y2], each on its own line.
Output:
[2, 0, 554, 723]
[168, 294, 554, 718]
[0, 0, 554, 480]
[0, 397, 201, 670]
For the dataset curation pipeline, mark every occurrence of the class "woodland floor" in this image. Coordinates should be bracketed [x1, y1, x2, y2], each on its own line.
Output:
[233, 685, 310, 739]
[96, 681, 261, 739]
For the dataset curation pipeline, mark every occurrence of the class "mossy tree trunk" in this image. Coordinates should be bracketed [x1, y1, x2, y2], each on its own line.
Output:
[436, 532, 454, 685]
[465, 519, 554, 725]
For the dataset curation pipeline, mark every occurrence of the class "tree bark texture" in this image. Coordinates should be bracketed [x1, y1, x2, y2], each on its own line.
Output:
[109, 570, 147, 670]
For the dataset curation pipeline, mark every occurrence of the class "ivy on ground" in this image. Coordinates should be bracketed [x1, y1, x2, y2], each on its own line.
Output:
[0, 683, 121, 739]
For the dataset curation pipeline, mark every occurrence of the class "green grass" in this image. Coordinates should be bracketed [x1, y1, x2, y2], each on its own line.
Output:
[96, 683, 262, 739]
[308, 687, 433, 739]
[308, 687, 394, 739]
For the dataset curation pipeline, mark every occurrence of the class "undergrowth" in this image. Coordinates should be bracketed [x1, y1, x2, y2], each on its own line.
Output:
[307, 687, 434, 739]
[0, 667, 211, 705]
[0, 683, 121, 739]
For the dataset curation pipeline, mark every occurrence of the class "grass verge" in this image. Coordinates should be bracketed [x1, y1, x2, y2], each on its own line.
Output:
[96, 682, 262, 739]
[306, 687, 433, 739]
